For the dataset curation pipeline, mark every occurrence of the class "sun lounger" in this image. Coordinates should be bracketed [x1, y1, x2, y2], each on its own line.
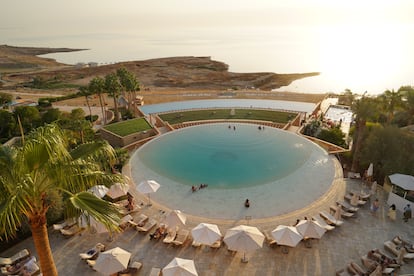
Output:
[1, 256, 36, 275]
[319, 211, 344, 226]
[52, 218, 77, 231]
[149, 267, 161, 276]
[136, 218, 157, 233]
[0, 249, 30, 267]
[330, 205, 355, 219]
[312, 215, 335, 231]
[263, 231, 277, 247]
[172, 229, 189, 246]
[79, 243, 105, 260]
[344, 193, 367, 206]
[128, 214, 149, 228]
[20, 256, 40, 276]
[129, 261, 142, 272]
[119, 214, 134, 229]
[392, 235, 414, 252]
[348, 261, 368, 275]
[163, 227, 177, 244]
[210, 238, 222, 249]
[60, 224, 83, 237]
[361, 255, 395, 275]
[336, 201, 359, 212]
[192, 241, 202, 247]
[384, 240, 414, 261]
[335, 267, 354, 276]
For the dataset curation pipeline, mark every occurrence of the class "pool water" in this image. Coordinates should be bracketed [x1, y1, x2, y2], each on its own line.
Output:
[130, 123, 336, 219]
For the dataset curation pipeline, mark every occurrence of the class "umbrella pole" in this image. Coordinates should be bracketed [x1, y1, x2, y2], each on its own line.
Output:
[148, 194, 152, 206]
[241, 252, 248, 263]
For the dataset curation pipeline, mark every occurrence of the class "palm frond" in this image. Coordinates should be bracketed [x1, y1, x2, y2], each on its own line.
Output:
[69, 191, 122, 233]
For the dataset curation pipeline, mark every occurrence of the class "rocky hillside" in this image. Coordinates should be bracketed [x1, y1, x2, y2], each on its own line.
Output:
[0, 45, 319, 91]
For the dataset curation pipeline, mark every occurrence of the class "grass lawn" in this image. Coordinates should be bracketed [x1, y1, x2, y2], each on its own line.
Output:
[159, 109, 297, 125]
[103, 118, 152, 136]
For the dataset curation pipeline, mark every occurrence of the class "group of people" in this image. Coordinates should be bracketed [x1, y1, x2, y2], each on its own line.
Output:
[126, 193, 135, 211]
[149, 224, 167, 240]
[386, 203, 412, 222]
[191, 184, 208, 192]
[228, 125, 236, 131]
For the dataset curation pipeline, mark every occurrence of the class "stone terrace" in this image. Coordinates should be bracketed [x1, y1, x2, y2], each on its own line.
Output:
[2, 178, 414, 275]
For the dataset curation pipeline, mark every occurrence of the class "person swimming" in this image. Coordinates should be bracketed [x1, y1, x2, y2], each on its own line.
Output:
[244, 199, 250, 208]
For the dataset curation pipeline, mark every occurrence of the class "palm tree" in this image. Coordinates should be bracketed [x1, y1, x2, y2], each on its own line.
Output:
[399, 86, 414, 125]
[350, 96, 378, 172]
[105, 73, 122, 122]
[79, 86, 93, 121]
[378, 89, 403, 124]
[116, 68, 140, 114]
[0, 124, 124, 276]
[89, 77, 107, 125]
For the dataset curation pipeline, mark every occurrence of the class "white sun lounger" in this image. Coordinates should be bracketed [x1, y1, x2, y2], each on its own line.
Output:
[172, 229, 189, 246]
[319, 211, 344, 226]
[384, 240, 414, 261]
[312, 215, 335, 231]
[163, 227, 177, 244]
[336, 201, 359, 212]
[128, 214, 148, 228]
[136, 218, 157, 233]
[0, 249, 30, 266]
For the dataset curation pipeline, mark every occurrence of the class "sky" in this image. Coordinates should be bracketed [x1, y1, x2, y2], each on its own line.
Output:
[1, 0, 414, 94]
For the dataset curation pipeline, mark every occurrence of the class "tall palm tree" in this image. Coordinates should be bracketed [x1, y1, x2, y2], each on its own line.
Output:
[105, 73, 122, 122]
[89, 77, 107, 125]
[350, 96, 378, 172]
[399, 86, 414, 125]
[0, 124, 124, 276]
[378, 89, 403, 124]
[116, 68, 140, 114]
[79, 86, 93, 121]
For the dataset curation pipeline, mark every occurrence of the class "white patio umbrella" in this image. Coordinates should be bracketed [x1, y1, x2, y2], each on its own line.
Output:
[78, 214, 109, 234]
[295, 220, 326, 239]
[93, 247, 131, 275]
[371, 181, 377, 195]
[164, 210, 187, 229]
[367, 163, 374, 177]
[88, 185, 109, 198]
[223, 225, 264, 262]
[136, 179, 160, 205]
[271, 225, 303, 248]
[106, 183, 129, 199]
[191, 223, 222, 246]
[162, 257, 198, 276]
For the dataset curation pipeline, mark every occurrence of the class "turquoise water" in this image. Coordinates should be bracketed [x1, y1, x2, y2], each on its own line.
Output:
[130, 123, 336, 219]
[138, 124, 310, 188]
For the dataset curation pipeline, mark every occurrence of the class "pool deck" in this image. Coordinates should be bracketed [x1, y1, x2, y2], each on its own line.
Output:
[3, 173, 414, 275]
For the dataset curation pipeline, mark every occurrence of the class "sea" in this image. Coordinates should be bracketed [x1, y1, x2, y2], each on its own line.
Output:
[2, 1, 413, 95]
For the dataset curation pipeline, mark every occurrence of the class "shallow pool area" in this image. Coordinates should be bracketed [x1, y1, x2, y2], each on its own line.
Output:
[130, 123, 336, 220]
[139, 99, 316, 115]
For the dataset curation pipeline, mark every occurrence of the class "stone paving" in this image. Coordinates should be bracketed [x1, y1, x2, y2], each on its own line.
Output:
[2, 177, 414, 275]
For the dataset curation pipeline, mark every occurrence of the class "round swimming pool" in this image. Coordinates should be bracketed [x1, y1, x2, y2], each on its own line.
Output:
[130, 123, 336, 220]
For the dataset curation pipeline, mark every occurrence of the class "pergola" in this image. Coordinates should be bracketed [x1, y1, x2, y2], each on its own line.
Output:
[386, 173, 414, 213]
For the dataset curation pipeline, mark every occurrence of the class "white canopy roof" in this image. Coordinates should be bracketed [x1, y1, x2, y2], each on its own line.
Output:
[389, 173, 414, 190]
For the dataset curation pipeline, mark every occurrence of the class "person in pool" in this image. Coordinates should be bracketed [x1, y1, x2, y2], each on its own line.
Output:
[245, 199, 250, 208]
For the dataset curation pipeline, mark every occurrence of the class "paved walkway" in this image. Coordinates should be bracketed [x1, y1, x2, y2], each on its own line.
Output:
[2, 178, 414, 275]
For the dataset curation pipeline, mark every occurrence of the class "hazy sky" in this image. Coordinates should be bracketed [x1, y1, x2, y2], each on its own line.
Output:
[2, 0, 413, 34]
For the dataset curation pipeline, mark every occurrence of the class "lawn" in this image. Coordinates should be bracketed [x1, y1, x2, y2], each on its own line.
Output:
[103, 118, 152, 136]
[159, 109, 297, 125]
